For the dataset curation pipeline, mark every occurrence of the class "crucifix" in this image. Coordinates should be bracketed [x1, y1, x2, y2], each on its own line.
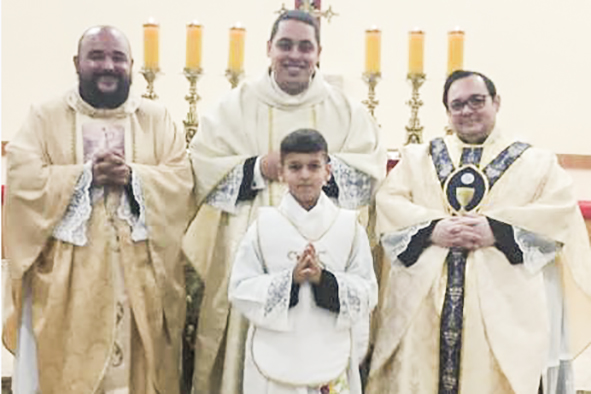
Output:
[276, 0, 339, 36]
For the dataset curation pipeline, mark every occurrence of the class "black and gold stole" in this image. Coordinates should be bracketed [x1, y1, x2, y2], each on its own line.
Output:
[429, 137, 530, 394]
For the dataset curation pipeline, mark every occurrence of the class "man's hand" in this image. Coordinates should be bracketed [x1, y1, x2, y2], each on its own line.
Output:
[431, 217, 467, 248]
[431, 215, 495, 250]
[459, 214, 495, 249]
[92, 150, 131, 187]
[261, 152, 281, 181]
[292, 244, 322, 285]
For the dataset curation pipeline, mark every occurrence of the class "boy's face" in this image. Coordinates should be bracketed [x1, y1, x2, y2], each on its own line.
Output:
[280, 151, 330, 210]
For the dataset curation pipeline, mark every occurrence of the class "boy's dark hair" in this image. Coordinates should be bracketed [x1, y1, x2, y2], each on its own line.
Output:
[442, 70, 497, 110]
[280, 128, 328, 161]
[269, 10, 320, 45]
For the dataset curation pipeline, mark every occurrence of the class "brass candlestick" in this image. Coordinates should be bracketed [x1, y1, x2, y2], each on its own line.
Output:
[140, 67, 160, 100]
[225, 69, 243, 89]
[362, 72, 381, 118]
[183, 68, 202, 146]
[405, 73, 426, 144]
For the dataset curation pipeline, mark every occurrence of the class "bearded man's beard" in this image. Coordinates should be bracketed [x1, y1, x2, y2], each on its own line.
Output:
[78, 72, 132, 109]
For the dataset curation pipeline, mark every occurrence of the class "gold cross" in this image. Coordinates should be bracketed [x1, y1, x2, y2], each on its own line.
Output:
[275, 2, 338, 23]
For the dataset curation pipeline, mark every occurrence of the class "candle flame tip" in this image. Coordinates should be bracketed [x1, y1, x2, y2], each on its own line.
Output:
[145, 17, 158, 25]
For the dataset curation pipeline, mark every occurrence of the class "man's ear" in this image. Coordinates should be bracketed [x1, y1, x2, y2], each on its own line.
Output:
[266, 40, 272, 57]
[73, 55, 79, 73]
[493, 95, 501, 112]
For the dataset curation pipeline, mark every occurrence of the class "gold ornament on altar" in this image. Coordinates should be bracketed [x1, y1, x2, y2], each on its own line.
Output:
[276, 1, 338, 22]
[405, 73, 426, 144]
[405, 29, 425, 144]
[183, 67, 202, 146]
[183, 21, 203, 145]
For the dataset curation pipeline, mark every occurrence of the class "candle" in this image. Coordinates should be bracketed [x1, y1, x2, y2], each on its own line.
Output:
[143, 18, 159, 70]
[447, 28, 464, 75]
[365, 26, 381, 74]
[408, 29, 425, 75]
[186, 21, 203, 70]
[228, 23, 246, 73]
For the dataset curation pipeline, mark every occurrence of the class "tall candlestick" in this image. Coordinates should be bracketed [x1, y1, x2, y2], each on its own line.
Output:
[186, 21, 203, 71]
[408, 29, 424, 75]
[365, 26, 381, 74]
[143, 18, 159, 70]
[228, 24, 246, 73]
[447, 28, 464, 75]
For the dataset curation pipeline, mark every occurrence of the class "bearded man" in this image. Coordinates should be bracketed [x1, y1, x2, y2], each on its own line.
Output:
[3, 25, 193, 394]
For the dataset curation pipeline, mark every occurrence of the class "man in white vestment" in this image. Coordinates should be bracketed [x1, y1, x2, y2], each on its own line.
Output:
[367, 70, 591, 394]
[3, 26, 193, 394]
[229, 129, 378, 394]
[184, 9, 386, 394]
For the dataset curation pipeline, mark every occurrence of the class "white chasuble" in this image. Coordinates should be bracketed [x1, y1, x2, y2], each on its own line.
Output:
[185, 69, 385, 394]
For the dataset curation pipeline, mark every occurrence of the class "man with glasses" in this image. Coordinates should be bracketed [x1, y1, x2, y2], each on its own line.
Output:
[184, 9, 386, 394]
[367, 70, 591, 394]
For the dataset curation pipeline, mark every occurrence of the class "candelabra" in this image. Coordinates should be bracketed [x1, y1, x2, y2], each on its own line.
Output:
[405, 73, 426, 144]
[183, 68, 202, 145]
[362, 72, 381, 118]
[140, 68, 159, 100]
[225, 69, 243, 89]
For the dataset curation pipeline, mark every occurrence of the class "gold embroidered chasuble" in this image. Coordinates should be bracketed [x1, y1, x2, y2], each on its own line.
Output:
[184, 70, 386, 394]
[3, 90, 194, 394]
[367, 130, 591, 394]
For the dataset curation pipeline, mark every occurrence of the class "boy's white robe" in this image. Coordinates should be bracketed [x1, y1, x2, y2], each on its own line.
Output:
[229, 193, 378, 394]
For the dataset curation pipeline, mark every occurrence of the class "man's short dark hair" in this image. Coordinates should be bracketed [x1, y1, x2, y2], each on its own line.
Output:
[443, 70, 497, 110]
[280, 128, 328, 161]
[269, 10, 320, 45]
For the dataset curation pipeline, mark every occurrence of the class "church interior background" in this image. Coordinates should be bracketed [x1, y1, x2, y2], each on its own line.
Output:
[2, 0, 590, 392]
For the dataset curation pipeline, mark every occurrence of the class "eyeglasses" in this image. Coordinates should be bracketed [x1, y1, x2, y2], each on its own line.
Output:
[449, 94, 489, 113]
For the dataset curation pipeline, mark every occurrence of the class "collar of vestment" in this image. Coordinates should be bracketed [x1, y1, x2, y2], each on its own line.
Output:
[66, 88, 141, 119]
[430, 127, 531, 190]
[445, 126, 504, 164]
[251, 68, 330, 110]
[277, 191, 340, 241]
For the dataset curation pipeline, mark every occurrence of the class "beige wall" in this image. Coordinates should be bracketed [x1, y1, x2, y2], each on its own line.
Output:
[3, 0, 591, 153]
[2, 0, 591, 194]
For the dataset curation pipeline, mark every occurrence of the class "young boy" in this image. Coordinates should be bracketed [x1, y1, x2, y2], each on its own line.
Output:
[229, 129, 378, 394]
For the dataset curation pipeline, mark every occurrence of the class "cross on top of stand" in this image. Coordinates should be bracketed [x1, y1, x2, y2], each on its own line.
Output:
[276, 1, 338, 23]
